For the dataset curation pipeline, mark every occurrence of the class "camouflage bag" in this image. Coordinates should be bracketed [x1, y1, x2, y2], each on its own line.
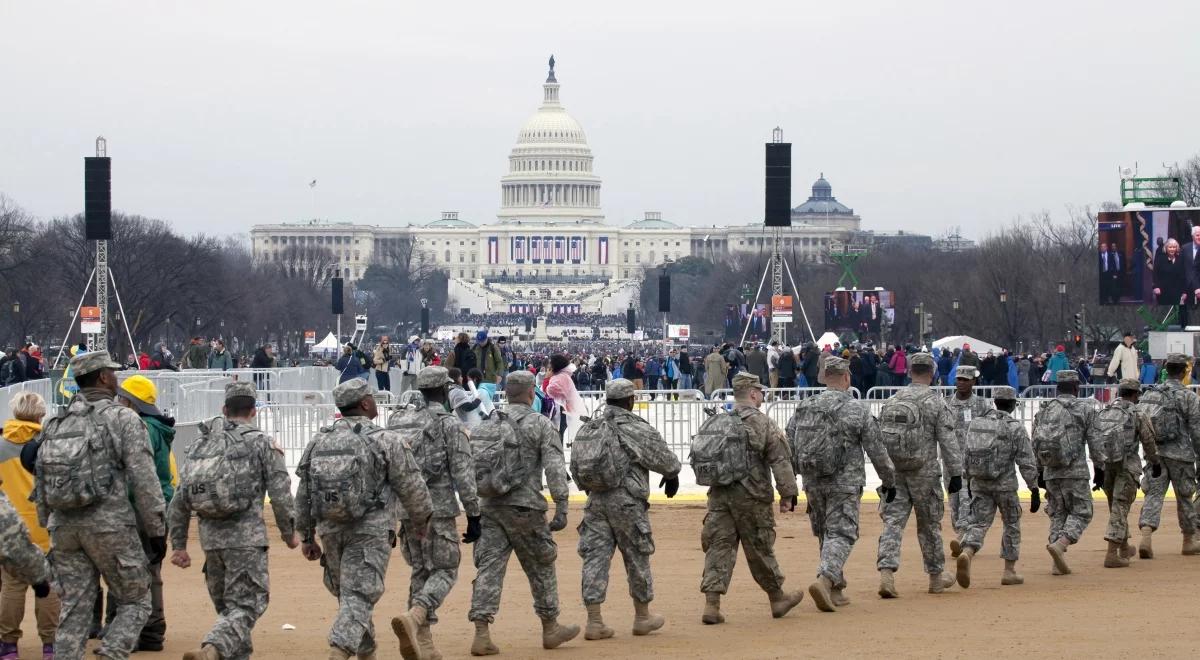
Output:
[790, 395, 850, 478]
[570, 411, 630, 492]
[471, 410, 527, 498]
[387, 405, 449, 481]
[182, 417, 259, 519]
[1139, 385, 1184, 447]
[689, 411, 750, 487]
[37, 398, 119, 510]
[1032, 399, 1084, 468]
[963, 409, 1006, 480]
[1093, 403, 1135, 465]
[879, 395, 926, 472]
[306, 419, 385, 523]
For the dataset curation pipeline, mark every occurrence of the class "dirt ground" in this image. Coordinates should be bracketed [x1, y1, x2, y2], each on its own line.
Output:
[16, 499, 1196, 659]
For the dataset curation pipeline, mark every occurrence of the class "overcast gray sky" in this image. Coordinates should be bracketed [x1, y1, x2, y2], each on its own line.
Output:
[2, 1, 1198, 239]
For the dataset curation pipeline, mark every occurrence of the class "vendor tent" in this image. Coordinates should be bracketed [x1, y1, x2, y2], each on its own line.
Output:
[312, 332, 340, 355]
[931, 335, 1004, 356]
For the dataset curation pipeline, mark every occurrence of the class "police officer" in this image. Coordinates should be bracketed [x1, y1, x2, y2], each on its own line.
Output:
[169, 382, 299, 660]
[295, 379, 433, 660]
[1100, 379, 1160, 568]
[788, 356, 896, 612]
[946, 365, 993, 558]
[575, 378, 681, 639]
[876, 352, 962, 597]
[954, 386, 1039, 587]
[467, 370, 579, 656]
[1136, 353, 1200, 557]
[699, 372, 802, 625]
[389, 367, 480, 660]
[36, 351, 167, 659]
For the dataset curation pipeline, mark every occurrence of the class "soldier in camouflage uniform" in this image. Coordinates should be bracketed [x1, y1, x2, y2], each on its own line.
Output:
[468, 370, 579, 656]
[575, 378, 681, 639]
[954, 386, 1040, 587]
[787, 357, 895, 612]
[389, 367, 480, 660]
[1034, 370, 1101, 576]
[875, 352, 963, 596]
[699, 372, 803, 624]
[1099, 379, 1160, 568]
[1137, 353, 1200, 557]
[296, 379, 433, 660]
[946, 365, 993, 557]
[0, 491, 52, 607]
[168, 382, 299, 660]
[36, 351, 167, 660]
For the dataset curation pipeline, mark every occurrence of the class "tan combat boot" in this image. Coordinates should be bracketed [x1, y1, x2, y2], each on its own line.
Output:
[584, 603, 614, 640]
[541, 617, 580, 650]
[949, 537, 963, 558]
[391, 605, 427, 660]
[928, 572, 955, 594]
[830, 587, 850, 607]
[1047, 537, 1072, 575]
[182, 645, 221, 660]
[808, 575, 836, 612]
[1001, 559, 1024, 585]
[1104, 540, 1130, 568]
[877, 569, 899, 599]
[357, 653, 377, 660]
[1182, 533, 1200, 555]
[1139, 526, 1154, 559]
[1120, 539, 1137, 559]
[417, 625, 441, 660]
[631, 600, 664, 636]
[701, 593, 724, 624]
[955, 547, 974, 589]
[470, 621, 499, 656]
[328, 648, 352, 660]
[767, 589, 805, 618]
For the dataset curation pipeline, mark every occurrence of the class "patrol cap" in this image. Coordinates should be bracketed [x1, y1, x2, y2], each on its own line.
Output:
[416, 366, 454, 389]
[1118, 378, 1142, 394]
[505, 370, 535, 392]
[955, 365, 980, 380]
[605, 378, 636, 400]
[731, 371, 766, 391]
[1165, 353, 1189, 367]
[824, 356, 849, 376]
[993, 386, 1016, 401]
[71, 350, 122, 379]
[909, 352, 935, 369]
[1056, 370, 1079, 383]
[332, 378, 372, 408]
[224, 381, 256, 402]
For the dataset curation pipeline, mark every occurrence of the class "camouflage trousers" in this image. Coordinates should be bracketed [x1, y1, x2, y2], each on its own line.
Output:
[50, 526, 151, 660]
[577, 495, 655, 605]
[700, 490, 784, 595]
[468, 506, 560, 623]
[1102, 465, 1139, 544]
[1045, 478, 1093, 545]
[806, 488, 861, 590]
[946, 476, 973, 537]
[1138, 457, 1199, 534]
[961, 488, 1022, 561]
[876, 472, 946, 575]
[319, 528, 392, 656]
[399, 516, 461, 624]
[201, 547, 269, 660]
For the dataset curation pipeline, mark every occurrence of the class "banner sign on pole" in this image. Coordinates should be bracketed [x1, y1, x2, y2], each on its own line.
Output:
[771, 295, 793, 323]
[81, 306, 102, 334]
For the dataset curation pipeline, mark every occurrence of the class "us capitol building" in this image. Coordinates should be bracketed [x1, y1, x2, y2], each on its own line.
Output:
[250, 57, 871, 315]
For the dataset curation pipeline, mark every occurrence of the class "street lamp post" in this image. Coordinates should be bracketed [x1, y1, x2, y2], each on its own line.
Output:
[952, 298, 960, 334]
[1057, 281, 1067, 346]
[999, 289, 1010, 348]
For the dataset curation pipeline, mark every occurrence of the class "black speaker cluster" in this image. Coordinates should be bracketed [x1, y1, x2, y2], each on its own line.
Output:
[84, 157, 112, 240]
[331, 277, 344, 315]
[765, 142, 791, 228]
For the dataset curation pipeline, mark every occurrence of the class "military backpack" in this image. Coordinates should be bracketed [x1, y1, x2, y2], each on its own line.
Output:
[305, 419, 386, 523]
[689, 410, 751, 487]
[183, 417, 260, 519]
[790, 394, 850, 478]
[387, 405, 449, 481]
[37, 398, 120, 510]
[879, 394, 926, 472]
[471, 410, 528, 498]
[1139, 384, 1184, 447]
[570, 410, 630, 492]
[963, 409, 1007, 480]
[1031, 398, 1085, 468]
[1093, 403, 1136, 465]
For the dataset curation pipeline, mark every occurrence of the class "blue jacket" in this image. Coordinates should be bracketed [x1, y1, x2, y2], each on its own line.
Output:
[1140, 362, 1158, 385]
[645, 358, 662, 377]
[1046, 351, 1070, 381]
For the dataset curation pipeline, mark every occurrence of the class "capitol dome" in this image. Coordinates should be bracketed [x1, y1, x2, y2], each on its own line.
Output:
[497, 56, 604, 224]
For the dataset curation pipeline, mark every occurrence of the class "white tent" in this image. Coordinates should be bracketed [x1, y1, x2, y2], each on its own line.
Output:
[815, 331, 841, 349]
[931, 335, 1004, 356]
[312, 332, 340, 354]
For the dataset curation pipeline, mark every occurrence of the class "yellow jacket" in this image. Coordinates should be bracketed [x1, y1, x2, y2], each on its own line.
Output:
[0, 419, 49, 551]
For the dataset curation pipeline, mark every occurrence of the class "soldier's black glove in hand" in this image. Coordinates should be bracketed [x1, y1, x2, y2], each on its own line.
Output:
[659, 475, 680, 498]
[1038, 472, 1046, 489]
[1030, 488, 1041, 513]
[884, 487, 897, 504]
[32, 582, 50, 599]
[1092, 467, 1105, 492]
[1151, 462, 1163, 478]
[549, 505, 568, 532]
[462, 516, 482, 544]
[147, 537, 168, 564]
[947, 476, 963, 494]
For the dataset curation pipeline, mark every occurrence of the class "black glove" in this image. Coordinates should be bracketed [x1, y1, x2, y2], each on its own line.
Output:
[1030, 488, 1041, 513]
[659, 475, 680, 499]
[884, 487, 897, 504]
[32, 581, 50, 599]
[462, 515, 482, 544]
[947, 475, 963, 494]
[1092, 467, 1105, 492]
[1038, 472, 1046, 489]
[549, 505, 568, 532]
[1151, 462, 1163, 478]
[146, 536, 167, 564]
[789, 494, 798, 510]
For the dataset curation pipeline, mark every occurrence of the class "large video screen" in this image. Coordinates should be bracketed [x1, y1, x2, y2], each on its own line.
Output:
[824, 289, 895, 333]
[1098, 209, 1200, 305]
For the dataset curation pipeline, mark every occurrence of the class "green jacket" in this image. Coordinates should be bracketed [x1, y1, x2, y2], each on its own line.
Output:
[473, 341, 505, 383]
[142, 415, 176, 504]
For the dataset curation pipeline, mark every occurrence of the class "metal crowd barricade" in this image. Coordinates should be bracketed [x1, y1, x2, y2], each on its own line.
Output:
[709, 387, 852, 402]
[0, 379, 55, 417]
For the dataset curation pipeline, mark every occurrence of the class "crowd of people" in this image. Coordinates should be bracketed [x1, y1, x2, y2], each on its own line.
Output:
[0, 343, 45, 386]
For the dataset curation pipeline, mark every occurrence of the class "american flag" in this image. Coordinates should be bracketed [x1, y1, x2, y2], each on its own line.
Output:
[531, 237, 541, 262]
[598, 237, 609, 264]
[554, 237, 565, 263]
[487, 237, 499, 264]
[512, 237, 525, 262]
[569, 236, 582, 262]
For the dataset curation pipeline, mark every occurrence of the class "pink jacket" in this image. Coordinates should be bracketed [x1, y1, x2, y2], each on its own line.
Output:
[889, 350, 907, 374]
[546, 370, 585, 417]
